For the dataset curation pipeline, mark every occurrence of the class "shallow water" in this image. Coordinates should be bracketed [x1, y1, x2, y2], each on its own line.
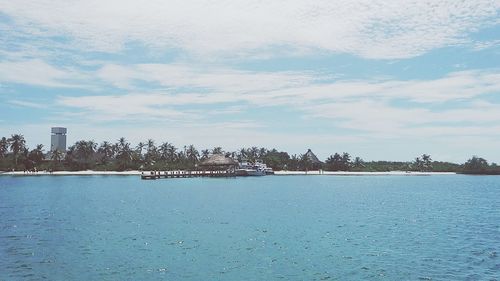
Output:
[0, 175, 498, 280]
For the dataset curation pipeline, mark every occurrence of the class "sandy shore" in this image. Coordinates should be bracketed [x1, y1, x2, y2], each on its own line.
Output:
[274, 171, 456, 175]
[0, 170, 456, 176]
[0, 170, 142, 176]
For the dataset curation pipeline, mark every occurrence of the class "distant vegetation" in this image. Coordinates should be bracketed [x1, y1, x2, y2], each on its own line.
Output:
[0, 133, 499, 174]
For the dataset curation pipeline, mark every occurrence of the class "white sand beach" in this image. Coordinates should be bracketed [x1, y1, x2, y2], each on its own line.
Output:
[0, 170, 143, 176]
[0, 170, 456, 176]
[274, 171, 456, 175]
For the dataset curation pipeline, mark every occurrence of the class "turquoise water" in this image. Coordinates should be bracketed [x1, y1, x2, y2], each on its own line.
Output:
[0, 175, 498, 280]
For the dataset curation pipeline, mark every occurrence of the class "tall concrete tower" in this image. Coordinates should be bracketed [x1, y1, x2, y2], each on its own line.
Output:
[51, 127, 67, 152]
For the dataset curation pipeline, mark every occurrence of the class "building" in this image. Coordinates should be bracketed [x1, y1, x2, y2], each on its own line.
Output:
[50, 127, 67, 152]
[304, 149, 323, 170]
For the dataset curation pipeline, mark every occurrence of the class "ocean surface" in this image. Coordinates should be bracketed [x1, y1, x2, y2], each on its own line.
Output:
[0, 175, 498, 280]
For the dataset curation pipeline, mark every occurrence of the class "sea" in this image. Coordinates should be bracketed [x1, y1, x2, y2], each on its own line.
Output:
[0, 175, 498, 280]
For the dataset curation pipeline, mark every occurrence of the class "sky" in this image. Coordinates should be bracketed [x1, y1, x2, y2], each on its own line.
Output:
[1, 0, 500, 163]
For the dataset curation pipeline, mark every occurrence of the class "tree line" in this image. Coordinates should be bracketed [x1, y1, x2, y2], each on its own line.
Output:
[0, 134, 498, 174]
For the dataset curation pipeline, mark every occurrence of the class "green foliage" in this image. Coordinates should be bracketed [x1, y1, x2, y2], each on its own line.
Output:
[8, 134, 26, 169]
[412, 154, 433, 172]
[431, 161, 461, 172]
[325, 152, 351, 171]
[261, 149, 290, 171]
[351, 157, 365, 171]
[0, 137, 8, 158]
[65, 140, 98, 170]
[461, 156, 500, 174]
[361, 161, 410, 172]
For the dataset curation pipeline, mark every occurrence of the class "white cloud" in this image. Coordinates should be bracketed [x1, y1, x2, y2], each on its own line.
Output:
[473, 39, 500, 51]
[93, 63, 500, 104]
[305, 100, 500, 137]
[8, 99, 47, 109]
[96, 63, 315, 92]
[58, 93, 197, 121]
[0, 59, 86, 87]
[57, 63, 500, 140]
[1, 0, 499, 59]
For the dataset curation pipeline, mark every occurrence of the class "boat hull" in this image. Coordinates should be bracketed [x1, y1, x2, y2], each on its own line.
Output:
[235, 169, 266, 176]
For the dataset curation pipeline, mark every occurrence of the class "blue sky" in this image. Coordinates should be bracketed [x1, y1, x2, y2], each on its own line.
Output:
[1, 0, 500, 163]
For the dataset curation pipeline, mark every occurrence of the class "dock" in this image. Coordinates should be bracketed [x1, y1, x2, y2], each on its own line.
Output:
[141, 170, 235, 180]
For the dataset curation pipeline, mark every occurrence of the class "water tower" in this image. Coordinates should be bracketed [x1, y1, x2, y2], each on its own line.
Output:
[51, 127, 67, 152]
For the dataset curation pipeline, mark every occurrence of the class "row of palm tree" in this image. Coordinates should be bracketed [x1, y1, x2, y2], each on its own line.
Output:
[0, 134, 45, 170]
[0, 134, 321, 171]
[0, 133, 497, 173]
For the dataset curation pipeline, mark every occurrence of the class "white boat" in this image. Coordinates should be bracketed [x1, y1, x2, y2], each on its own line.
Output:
[235, 161, 266, 176]
[255, 160, 274, 175]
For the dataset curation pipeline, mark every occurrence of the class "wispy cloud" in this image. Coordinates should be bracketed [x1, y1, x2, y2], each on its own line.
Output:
[0, 59, 88, 88]
[1, 0, 499, 59]
[1, 0, 500, 162]
[8, 99, 47, 109]
[305, 100, 500, 137]
[473, 39, 500, 51]
[58, 64, 500, 138]
[58, 93, 198, 122]
[96, 63, 315, 92]
[93, 63, 500, 103]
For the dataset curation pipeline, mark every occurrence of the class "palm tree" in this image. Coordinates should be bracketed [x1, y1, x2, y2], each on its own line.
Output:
[176, 148, 187, 167]
[117, 137, 127, 149]
[421, 154, 432, 171]
[288, 154, 300, 171]
[136, 141, 145, 154]
[299, 153, 312, 171]
[144, 139, 158, 166]
[158, 142, 177, 164]
[413, 156, 423, 171]
[116, 138, 133, 170]
[341, 152, 351, 171]
[71, 140, 97, 169]
[8, 134, 26, 167]
[226, 151, 236, 159]
[352, 157, 365, 170]
[0, 137, 8, 159]
[237, 148, 247, 161]
[51, 149, 63, 161]
[28, 144, 45, 166]
[212, 147, 224, 155]
[326, 153, 343, 171]
[249, 146, 259, 161]
[50, 149, 63, 170]
[159, 142, 170, 160]
[258, 147, 267, 159]
[135, 141, 145, 163]
[463, 156, 489, 173]
[186, 144, 199, 166]
[146, 139, 155, 151]
[97, 141, 114, 164]
[200, 149, 210, 160]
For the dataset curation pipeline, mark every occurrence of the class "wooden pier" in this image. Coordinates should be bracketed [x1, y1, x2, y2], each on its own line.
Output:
[141, 170, 235, 180]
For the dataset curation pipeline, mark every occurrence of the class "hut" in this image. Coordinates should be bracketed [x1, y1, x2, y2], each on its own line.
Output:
[304, 149, 323, 170]
[199, 154, 238, 171]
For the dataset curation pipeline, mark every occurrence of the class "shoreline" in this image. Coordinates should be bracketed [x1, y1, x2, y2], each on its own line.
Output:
[0, 170, 457, 176]
[0, 170, 142, 176]
[274, 171, 456, 176]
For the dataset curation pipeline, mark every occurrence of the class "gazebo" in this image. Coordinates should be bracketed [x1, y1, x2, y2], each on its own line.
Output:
[199, 154, 238, 171]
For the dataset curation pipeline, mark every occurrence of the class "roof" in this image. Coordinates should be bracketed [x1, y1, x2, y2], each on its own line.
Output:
[305, 149, 322, 164]
[199, 154, 238, 166]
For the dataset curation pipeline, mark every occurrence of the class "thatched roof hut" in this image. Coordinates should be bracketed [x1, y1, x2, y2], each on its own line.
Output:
[304, 149, 322, 164]
[199, 154, 238, 167]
